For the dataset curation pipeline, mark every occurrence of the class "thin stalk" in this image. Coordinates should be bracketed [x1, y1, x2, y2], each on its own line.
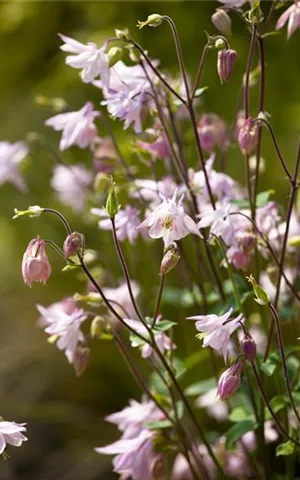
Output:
[268, 303, 300, 426]
[152, 275, 165, 328]
[111, 218, 145, 324]
[253, 35, 265, 209]
[43, 208, 72, 235]
[191, 44, 209, 100]
[252, 363, 300, 447]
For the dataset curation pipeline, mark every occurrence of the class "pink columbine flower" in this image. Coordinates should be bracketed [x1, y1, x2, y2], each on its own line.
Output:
[238, 117, 259, 155]
[187, 307, 244, 361]
[198, 202, 236, 246]
[131, 177, 184, 210]
[197, 113, 227, 153]
[45, 102, 100, 151]
[22, 237, 51, 287]
[0, 420, 27, 454]
[217, 361, 243, 400]
[0, 141, 28, 192]
[276, 1, 300, 39]
[102, 85, 146, 133]
[36, 298, 87, 364]
[91, 205, 144, 244]
[58, 34, 110, 85]
[217, 49, 237, 83]
[137, 188, 201, 248]
[51, 164, 93, 212]
[123, 318, 176, 358]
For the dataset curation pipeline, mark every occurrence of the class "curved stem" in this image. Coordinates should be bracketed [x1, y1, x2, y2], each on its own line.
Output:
[252, 363, 300, 447]
[43, 208, 72, 235]
[268, 303, 300, 427]
[152, 275, 165, 328]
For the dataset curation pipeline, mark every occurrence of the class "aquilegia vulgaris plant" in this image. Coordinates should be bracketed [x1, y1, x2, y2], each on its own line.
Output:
[3, 1, 300, 478]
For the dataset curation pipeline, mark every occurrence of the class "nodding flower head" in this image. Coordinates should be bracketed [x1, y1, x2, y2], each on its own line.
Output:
[217, 360, 243, 400]
[22, 236, 51, 287]
[217, 49, 237, 83]
[238, 117, 259, 155]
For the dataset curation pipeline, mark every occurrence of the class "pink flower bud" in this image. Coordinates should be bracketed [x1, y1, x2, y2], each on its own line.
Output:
[217, 361, 243, 400]
[217, 49, 237, 83]
[63, 232, 85, 258]
[212, 9, 232, 36]
[197, 114, 227, 153]
[241, 334, 257, 363]
[22, 236, 51, 287]
[73, 346, 90, 377]
[160, 243, 180, 276]
[238, 118, 259, 155]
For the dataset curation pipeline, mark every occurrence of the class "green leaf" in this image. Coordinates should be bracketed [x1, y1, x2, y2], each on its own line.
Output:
[225, 420, 256, 449]
[194, 86, 209, 97]
[256, 189, 275, 207]
[154, 320, 177, 332]
[260, 359, 277, 377]
[185, 378, 217, 396]
[145, 419, 173, 430]
[269, 395, 288, 414]
[62, 263, 80, 272]
[229, 407, 255, 423]
[261, 31, 281, 39]
[276, 441, 295, 457]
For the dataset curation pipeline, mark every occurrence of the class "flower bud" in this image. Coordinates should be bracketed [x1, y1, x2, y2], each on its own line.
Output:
[212, 9, 232, 36]
[238, 118, 259, 155]
[63, 232, 85, 258]
[217, 361, 243, 400]
[22, 236, 51, 287]
[106, 177, 119, 219]
[217, 49, 237, 83]
[137, 14, 163, 29]
[115, 28, 130, 41]
[90, 316, 106, 339]
[108, 46, 123, 67]
[241, 334, 256, 363]
[73, 346, 90, 377]
[13, 205, 44, 219]
[247, 274, 270, 306]
[160, 243, 180, 276]
[197, 113, 227, 153]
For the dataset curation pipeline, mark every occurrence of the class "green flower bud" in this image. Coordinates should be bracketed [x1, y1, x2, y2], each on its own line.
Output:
[115, 28, 130, 41]
[108, 46, 123, 67]
[90, 316, 106, 339]
[137, 14, 163, 29]
[13, 205, 44, 219]
[106, 177, 119, 219]
[247, 274, 270, 306]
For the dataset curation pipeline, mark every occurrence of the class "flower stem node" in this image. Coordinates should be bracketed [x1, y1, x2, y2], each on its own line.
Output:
[241, 333, 257, 363]
[247, 274, 270, 306]
[160, 242, 180, 276]
[106, 176, 119, 219]
[90, 316, 107, 339]
[217, 360, 243, 400]
[137, 14, 163, 29]
[13, 205, 44, 219]
[63, 232, 85, 259]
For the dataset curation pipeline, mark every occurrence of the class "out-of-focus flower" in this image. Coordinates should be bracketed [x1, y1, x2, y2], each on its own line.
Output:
[45, 102, 100, 151]
[0, 141, 28, 192]
[217, 361, 243, 400]
[198, 202, 236, 246]
[187, 307, 243, 361]
[93, 137, 116, 173]
[58, 34, 110, 85]
[124, 318, 176, 358]
[238, 117, 259, 155]
[212, 9, 232, 36]
[196, 387, 229, 420]
[137, 127, 170, 160]
[217, 49, 237, 83]
[197, 114, 227, 153]
[218, 0, 247, 6]
[276, 1, 300, 39]
[102, 281, 140, 319]
[173, 445, 216, 480]
[22, 237, 51, 287]
[36, 298, 87, 364]
[0, 420, 27, 454]
[131, 177, 183, 210]
[226, 245, 251, 271]
[51, 164, 93, 212]
[137, 188, 201, 248]
[91, 205, 144, 244]
[242, 421, 278, 451]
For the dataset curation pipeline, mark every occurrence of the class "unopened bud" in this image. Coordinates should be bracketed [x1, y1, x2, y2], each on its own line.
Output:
[108, 46, 123, 67]
[247, 274, 270, 306]
[63, 232, 85, 258]
[150, 454, 166, 480]
[13, 205, 44, 219]
[217, 49, 237, 83]
[73, 346, 90, 377]
[241, 334, 256, 363]
[212, 10, 232, 36]
[106, 176, 119, 218]
[94, 172, 109, 193]
[238, 118, 259, 155]
[90, 316, 106, 339]
[217, 361, 243, 400]
[137, 14, 163, 29]
[160, 243, 180, 276]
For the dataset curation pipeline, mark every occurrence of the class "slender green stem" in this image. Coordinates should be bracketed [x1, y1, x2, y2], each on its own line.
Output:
[152, 275, 165, 328]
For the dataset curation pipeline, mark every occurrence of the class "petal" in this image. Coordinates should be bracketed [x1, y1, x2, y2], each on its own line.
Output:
[0, 434, 5, 454]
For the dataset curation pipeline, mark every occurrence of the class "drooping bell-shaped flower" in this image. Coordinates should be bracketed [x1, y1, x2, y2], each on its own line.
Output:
[217, 361, 243, 400]
[22, 237, 51, 287]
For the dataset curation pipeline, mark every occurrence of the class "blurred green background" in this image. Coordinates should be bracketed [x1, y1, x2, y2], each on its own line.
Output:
[0, 1, 299, 479]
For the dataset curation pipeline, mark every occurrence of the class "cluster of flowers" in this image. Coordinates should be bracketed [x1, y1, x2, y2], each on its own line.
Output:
[2, 0, 300, 478]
